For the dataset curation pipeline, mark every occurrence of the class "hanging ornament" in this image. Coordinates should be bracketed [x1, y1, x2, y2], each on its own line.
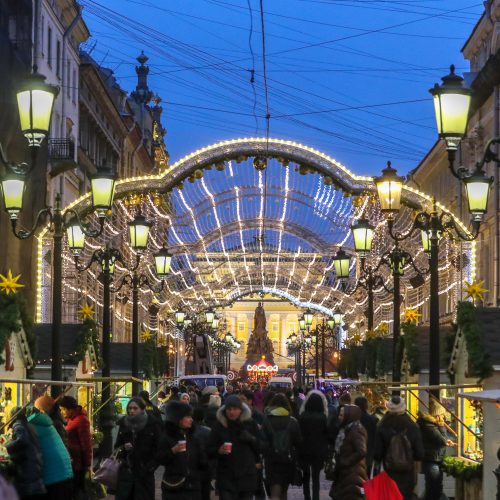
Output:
[403, 308, 421, 323]
[463, 280, 488, 301]
[79, 303, 95, 320]
[0, 270, 24, 295]
[375, 323, 389, 336]
[141, 329, 153, 341]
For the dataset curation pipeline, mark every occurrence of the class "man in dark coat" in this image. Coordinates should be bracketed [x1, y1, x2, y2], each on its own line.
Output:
[6, 406, 46, 499]
[374, 396, 424, 500]
[60, 396, 92, 499]
[157, 401, 207, 499]
[417, 400, 452, 500]
[354, 396, 378, 471]
[208, 394, 265, 500]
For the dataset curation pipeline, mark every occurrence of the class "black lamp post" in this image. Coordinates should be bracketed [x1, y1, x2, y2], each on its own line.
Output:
[374, 157, 489, 399]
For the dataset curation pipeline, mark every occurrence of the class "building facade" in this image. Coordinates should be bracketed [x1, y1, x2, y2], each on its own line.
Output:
[411, 0, 500, 309]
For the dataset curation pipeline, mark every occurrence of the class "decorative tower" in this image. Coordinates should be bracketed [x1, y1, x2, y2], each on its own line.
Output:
[131, 51, 153, 104]
[151, 94, 170, 168]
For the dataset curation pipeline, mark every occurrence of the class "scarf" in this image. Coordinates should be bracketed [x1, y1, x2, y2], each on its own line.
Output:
[334, 420, 359, 455]
[123, 411, 148, 433]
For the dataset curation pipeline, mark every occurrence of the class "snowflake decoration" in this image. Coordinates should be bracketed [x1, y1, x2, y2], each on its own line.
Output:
[0, 270, 24, 295]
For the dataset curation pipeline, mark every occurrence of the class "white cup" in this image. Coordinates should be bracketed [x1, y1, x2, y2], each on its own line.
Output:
[223, 442, 232, 453]
[178, 440, 187, 452]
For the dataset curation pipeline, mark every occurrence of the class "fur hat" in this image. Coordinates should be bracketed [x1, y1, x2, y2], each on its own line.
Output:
[224, 395, 243, 410]
[208, 394, 221, 408]
[34, 395, 55, 413]
[386, 395, 406, 415]
[165, 400, 193, 424]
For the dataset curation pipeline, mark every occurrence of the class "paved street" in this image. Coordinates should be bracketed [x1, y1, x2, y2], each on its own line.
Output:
[105, 468, 332, 499]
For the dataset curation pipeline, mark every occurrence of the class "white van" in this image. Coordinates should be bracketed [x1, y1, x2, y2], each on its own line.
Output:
[268, 376, 294, 391]
[178, 374, 227, 390]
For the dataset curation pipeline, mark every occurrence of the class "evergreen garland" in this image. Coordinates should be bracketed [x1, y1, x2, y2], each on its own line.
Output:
[401, 321, 419, 375]
[364, 338, 379, 378]
[442, 456, 482, 480]
[456, 301, 493, 380]
[74, 318, 102, 368]
[338, 348, 359, 379]
[142, 338, 158, 380]
[375, 338, 389, 377]
[0, 291, 35, 366]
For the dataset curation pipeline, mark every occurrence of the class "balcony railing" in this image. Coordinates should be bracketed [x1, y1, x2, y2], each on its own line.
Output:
[48, 138, 75, 161]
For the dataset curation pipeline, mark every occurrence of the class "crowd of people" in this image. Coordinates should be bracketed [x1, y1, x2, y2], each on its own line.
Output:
[110, 383, 453, 500]
[2, 382, 454, 500]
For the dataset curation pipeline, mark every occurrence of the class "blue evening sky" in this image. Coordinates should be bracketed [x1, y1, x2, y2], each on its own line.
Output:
[80, 0, 484, 176]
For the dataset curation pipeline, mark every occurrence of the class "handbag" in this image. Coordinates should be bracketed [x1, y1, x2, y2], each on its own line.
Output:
[162, 475, 186, 491]
[363, 471, 403, 500]
[93, 450, 121, 491]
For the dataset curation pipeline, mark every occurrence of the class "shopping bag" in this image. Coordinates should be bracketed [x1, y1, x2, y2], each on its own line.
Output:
[363, 471, 403, 500]
[93, 451, 121, 491]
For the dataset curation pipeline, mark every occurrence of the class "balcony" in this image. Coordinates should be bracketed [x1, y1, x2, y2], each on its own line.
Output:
[48, 138, 75, 161]
[48, 139, 77, 176]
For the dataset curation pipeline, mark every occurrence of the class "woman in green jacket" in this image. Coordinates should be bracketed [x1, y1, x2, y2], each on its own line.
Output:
[29, 396, 73, 499]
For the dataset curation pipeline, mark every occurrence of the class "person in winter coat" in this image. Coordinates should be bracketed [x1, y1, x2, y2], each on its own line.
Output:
[208, 394, 265, 500]
[114, 397, 161, 500]
[354, 396, 378, 471]
[157, 401, 207, 500]
[34, 395, 68, 448]
[329, 404, 367, 500]
[417, 399, 453, 500]
[202, 394, 221, 429]
[192, 408, 214, 500]
[263, 393, 302, 500]
[6, 406, 46, 499]
[374, 396, 424, 500]
[59, 396, 92, 499]
[298, 390, 329, 500]
[28, 403, 73, 499]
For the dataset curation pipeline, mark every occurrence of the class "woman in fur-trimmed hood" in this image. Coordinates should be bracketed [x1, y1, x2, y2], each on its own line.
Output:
[298, 390, 329, 500]
[207, 395, 266, 498]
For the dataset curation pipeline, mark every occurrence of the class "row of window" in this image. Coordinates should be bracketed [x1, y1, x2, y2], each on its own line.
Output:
[41, 14, 77, 104]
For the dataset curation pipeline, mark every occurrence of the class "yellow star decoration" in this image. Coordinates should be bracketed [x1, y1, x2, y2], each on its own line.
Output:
[345, 332, 362, 347]
[0, 270, 24, 295]
[375, 323, 389, 336]
[463, 280, 488, 301]
[403, 308, 421, 323]
[366, 329, 377, 340]
[79, 303, 95, 320]
[141, 329, 153, 341]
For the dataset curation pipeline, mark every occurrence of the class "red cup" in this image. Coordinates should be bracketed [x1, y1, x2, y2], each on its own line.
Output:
[178, 440, 187, 452]
[223, 442, 232, 453]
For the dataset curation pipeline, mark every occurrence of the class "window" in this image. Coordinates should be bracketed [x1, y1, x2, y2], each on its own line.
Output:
[272, 322, 279, 333]
[238, 322, 245, 332]
[47, 27, 52, 66]
[67, 61, 71, 97]
[72, 69, 77, 103]
[288, 322, 296, 334]
[41, 16, 44, 55]
[56, 39, 61, 78]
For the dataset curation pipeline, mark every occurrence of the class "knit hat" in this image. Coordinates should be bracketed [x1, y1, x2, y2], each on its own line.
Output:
[165, 400, 193, 424]
[429, 399, 446, 417]
[202, 385, 219, 396]
[224, 395, 243, 410]
[209, 394, 221, 408]
[34, 395, 55, 413]
[386, 395, 406, 415]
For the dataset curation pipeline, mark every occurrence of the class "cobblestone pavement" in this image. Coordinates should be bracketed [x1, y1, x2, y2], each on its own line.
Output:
[106, 468, 332, 499]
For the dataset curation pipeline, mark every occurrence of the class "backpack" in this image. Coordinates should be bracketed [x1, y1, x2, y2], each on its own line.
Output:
[384, 429, 414, 472]
[271, 420, 292, 462]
